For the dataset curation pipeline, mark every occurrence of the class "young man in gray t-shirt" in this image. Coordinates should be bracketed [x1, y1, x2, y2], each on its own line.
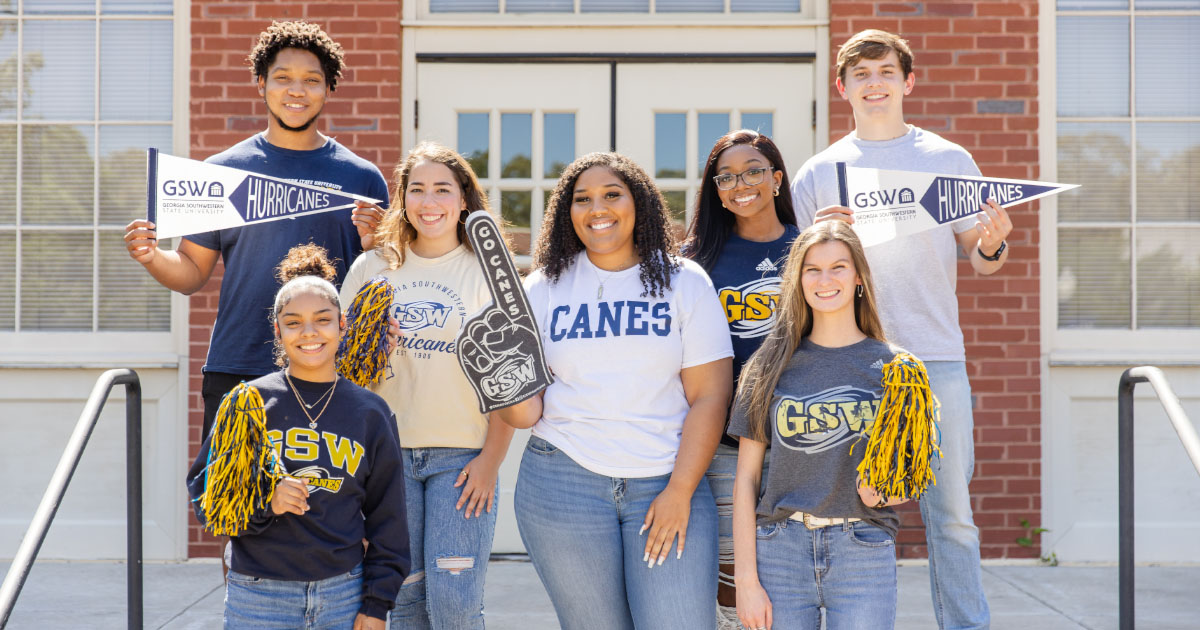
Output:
[790, 29, 1013, 630]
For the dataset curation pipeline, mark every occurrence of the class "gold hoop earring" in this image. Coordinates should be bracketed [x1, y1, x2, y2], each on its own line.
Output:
[774, 188, 780, 197]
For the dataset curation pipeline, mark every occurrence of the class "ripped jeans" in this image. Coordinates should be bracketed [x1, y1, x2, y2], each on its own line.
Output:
[705, 442, 768, 590]
[391, 447, 497, 630]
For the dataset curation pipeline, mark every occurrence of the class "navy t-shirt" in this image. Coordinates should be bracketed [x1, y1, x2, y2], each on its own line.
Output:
[707, 224, 800, 446]
[185, 134, 389, 374]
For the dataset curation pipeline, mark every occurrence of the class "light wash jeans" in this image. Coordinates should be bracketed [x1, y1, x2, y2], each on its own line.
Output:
[755, 519, 897, 630]
[224, 564, 363, 630]
[705, 442, 768, 588]
[515, 436, 718, 630]
[921, 361, 990, 629]
[390, 447, 497, 630]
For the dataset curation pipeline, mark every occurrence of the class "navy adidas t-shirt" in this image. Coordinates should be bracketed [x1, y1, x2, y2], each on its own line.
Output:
[707, 225, 800, 446]
[186, 134, 389, 375]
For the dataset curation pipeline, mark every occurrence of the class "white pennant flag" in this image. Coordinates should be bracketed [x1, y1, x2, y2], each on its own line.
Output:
[146, 148, 383, 239]
[835, 163, 1079, 247]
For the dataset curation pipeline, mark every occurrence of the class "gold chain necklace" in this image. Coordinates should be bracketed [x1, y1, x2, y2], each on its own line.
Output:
[285, 371, 338, 430]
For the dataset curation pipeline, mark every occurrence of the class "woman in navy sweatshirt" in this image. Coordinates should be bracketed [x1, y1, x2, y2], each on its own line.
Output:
[187, 244, 410, 630]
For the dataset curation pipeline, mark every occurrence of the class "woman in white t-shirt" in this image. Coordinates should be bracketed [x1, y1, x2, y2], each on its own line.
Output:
[496, 152, 734, 629]
[340, 142, 514, 629]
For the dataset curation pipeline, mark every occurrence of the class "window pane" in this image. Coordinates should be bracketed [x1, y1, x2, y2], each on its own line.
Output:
[22, 230, 93, 330]
[501, 191, 532, 257]
[99, 126, 170, 225]
[1057, 0, 1127, 8]
[1136, 123, 1200, 223]
[458, 112, 489, 179]
[698, 112, 730, 172]
[22, 125, 94, 226]
[544, 113, 574, 178]
[1137, 228, 1200, 327]
[1057, 122, 1129, 222]
[662, 190, 687, 225]
[99, 230, 169, 330]
[102, 0, 172, 13]
[1057, 17, 1128, 118]
[742, 112, 773, 137]
[0, 126, 14, 224]
[658, 0, 722, 10]
[25, 0, 95, 14]
[501, 113, 532, 179]
[0, 232, 13, 330]
[24, 21, 96, 121]
[431, 0, 499, 11]
[655, 113, 686, 178]
[507, 0, 573, 10]
[1136, 17, 1200, 117]
[1058, 228, 1131, 328]
[581, 0, 649, 11]
[0, 24, 15, 120]
[501, 190, 531, 228]
[1134, 0, 1199, 7]
[101, 21, 172, 121]
[733, 0, 802, 10]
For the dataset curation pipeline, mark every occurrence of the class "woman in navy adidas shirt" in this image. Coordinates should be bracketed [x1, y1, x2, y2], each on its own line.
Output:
[497, 152, 733, 629]
[681, 130, 799, 628]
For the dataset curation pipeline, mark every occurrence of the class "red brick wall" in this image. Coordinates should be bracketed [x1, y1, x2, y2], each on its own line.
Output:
[187, 0, 403, 558]
[829, 0, 1042, 559]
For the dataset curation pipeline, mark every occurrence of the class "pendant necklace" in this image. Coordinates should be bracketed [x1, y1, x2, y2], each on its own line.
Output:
[286, 371, 338, 430]
[592, 258, 636, 300]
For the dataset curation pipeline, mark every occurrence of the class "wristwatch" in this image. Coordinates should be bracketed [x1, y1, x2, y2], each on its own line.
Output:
[978, 240, 1006, 261]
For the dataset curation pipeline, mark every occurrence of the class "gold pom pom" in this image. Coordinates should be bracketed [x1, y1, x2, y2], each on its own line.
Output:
[853, 353, 941, 502]
[337, 277, 395, 388]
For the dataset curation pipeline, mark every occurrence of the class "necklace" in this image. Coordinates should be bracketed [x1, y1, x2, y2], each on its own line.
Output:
[285, 371, 338, 430]
[590, 257, 637, 300]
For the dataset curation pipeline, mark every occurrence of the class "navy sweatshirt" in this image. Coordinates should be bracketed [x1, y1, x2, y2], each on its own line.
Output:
[186, 371, 410, 620]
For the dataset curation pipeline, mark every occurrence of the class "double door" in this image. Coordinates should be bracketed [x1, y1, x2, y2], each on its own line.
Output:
[416, 60, 814, 552]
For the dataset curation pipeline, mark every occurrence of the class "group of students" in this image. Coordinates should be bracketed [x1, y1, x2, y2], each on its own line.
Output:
[127, 20, 1007, 630]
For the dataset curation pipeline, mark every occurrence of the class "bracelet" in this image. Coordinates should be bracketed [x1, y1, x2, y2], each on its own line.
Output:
[978, 240, 1007, 261]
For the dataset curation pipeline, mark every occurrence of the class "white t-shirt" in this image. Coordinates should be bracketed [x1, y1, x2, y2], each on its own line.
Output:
[790, 126, 981, 361]
[340, 245, 491, 449]
[524, 252, 734, 478]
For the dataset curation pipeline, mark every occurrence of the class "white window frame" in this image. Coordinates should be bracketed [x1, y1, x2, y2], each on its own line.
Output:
[0, 0, 190, 367]
[1039, 0, 1200, 365]
[410, 0, 820, 24]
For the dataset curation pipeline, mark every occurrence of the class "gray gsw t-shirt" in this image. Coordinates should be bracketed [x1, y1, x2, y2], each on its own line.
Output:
[728, 337, 903, 538]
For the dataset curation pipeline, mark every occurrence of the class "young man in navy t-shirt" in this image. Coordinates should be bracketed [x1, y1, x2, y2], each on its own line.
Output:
[123, 21, 389, 437]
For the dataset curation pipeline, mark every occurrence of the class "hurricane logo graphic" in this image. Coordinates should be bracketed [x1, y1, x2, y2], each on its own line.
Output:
[718, 277, 782, 339]
[774, 385, 879, 453]
[394, 300, 452, 332]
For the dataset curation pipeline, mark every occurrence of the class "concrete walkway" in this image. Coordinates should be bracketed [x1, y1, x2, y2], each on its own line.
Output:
[2, 558, 1196, 629]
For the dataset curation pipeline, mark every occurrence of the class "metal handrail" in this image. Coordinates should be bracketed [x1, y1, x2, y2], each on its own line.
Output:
[1117, 366, 1198, 630]
[0, 369, 142, 629]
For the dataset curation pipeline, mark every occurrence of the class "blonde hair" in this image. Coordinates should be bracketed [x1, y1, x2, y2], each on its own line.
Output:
[374, 142, 493, 269]
[734, 221, 886, 442]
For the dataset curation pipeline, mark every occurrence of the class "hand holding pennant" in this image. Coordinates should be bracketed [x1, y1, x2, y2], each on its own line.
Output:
[456, 212, 553, 413]
[834, 162, 1078, 247]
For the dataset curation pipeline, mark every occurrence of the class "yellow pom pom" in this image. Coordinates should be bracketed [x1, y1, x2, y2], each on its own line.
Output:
[337, 277, 395, 388]
[853, 352, 942, 502]
[196, 383, 285, 536]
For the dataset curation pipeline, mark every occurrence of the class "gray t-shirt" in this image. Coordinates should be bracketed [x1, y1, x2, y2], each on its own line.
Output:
[728, 337, 902, 538]
[790, 126, 981, 361]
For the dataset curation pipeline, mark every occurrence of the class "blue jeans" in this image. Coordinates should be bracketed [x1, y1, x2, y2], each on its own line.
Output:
[756, 519, 896, 630]
[921, 361, 990, 629]
[224, 564, 363, 630]
[391, 447, 497, 630]
[706, 442, 769, 589]
[515, 436, 718, 630]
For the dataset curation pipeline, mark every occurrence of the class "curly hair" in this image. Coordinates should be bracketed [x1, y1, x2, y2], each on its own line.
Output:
[683, 129, 797, 273]
[249, 20, 345, 91]
[271, 243, 343, 367]
[375, 141, 499, 269]
[533, 152, 679, 298]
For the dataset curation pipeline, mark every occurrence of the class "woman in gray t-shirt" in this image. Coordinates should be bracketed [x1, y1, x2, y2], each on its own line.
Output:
[728, 221, 910, 630]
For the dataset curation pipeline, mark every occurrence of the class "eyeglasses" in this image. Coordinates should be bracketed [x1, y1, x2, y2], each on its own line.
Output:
[713, 167, 773, 191]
